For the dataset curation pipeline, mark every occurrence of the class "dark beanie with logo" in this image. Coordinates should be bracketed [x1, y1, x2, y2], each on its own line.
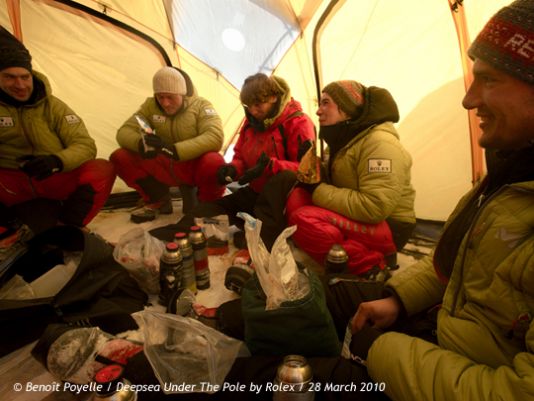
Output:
[322, 80, 366, 119]
[0, 26, 32, 72]
[468, 0, 534, 84]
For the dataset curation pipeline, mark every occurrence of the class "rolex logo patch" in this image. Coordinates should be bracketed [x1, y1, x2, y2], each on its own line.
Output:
[152, 115, 166, 124]
[0, 116, 14, 127]
[64, 115, 80, 124]
[368, 159, 392, 173]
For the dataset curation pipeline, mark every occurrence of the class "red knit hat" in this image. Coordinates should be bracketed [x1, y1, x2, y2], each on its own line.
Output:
[468, 0, 534, 84]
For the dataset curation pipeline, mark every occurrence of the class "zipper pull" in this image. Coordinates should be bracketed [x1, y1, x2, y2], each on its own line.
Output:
[477, 194, 485, 207]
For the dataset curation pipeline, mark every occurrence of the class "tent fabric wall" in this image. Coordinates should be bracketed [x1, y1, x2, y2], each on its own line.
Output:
[0, 0, 511, 220]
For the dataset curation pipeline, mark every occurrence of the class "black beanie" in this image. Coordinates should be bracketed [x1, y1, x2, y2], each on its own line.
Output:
[0, 26, 32, 71]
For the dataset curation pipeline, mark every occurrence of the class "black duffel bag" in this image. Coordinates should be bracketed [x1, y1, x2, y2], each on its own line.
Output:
[0, 225, 147, 357]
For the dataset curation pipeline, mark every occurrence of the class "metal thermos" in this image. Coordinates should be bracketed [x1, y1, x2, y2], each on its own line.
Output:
[273, 355, 314, 401]
[174, 232, 197, 294]
[325, 244, 348, 273]
[92, 364, 137, 401]
[189, 226, 210, 290]
[159, 242, 183, 306]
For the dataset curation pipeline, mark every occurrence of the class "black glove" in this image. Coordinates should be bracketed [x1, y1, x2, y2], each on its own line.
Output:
[298, 181, 320, 194]
[216, 164, 237, 185]
[142, 134, 179, 159]
[238, 152, 270, 185]
[18, 155, 63, 180]
[297, 136, 313, 161]
[138, 138, 158, 159]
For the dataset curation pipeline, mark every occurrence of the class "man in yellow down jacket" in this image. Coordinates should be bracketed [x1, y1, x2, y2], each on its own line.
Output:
[0, 27, 115, 228]
[111, 66, 226, 223]
[348, 1, 534, 400]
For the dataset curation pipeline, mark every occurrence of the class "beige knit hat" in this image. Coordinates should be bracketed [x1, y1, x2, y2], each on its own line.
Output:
[322, 80, 365, 119]
[153, 67, 187, 95]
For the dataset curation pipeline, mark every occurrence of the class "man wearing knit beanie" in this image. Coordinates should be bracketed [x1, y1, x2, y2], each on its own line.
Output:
[286, 77, 415, 277]
[313, 2, 534, 401]
[0, 26, 115, 229]
[112, 66, 227, 223]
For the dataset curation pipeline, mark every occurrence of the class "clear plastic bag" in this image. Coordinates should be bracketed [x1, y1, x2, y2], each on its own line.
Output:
[112, 227, 165, 294]
[237, 212, 309, 310]
[133, 310, 249, 394]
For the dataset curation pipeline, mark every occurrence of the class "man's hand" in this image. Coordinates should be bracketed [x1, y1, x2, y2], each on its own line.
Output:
[216, 164, 237, 185]
[142, 134, 179, 159]
[18, 155, 63, 180]
[238, 152, 270, 185]
[351, 296, 402, 333]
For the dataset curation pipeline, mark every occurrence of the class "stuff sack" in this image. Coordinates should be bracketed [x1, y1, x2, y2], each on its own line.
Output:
[0, 226, 147, 357]
[241, 269, 340, 357]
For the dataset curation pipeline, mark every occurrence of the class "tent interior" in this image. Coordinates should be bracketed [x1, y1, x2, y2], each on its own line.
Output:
[1, 0, 510, 222]
[0, 0, 512, 399]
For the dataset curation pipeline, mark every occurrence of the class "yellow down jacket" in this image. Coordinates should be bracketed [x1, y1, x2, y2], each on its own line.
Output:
[368, 179, 534, 401]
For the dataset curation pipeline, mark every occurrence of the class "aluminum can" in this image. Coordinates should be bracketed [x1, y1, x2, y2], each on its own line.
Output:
[273, 355, 314, 401]
[325, 244, 348, 273]
[189, 226, 210, 290]
[159, 242, 183, 306]
[174, 232, 197, 294]
[92, 364, 137, 401]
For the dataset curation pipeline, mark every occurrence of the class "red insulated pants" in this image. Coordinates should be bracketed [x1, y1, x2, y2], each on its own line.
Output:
[0, 159, 115, 226]
[110, 149, 226, 202]
[286, 187, 397, 275]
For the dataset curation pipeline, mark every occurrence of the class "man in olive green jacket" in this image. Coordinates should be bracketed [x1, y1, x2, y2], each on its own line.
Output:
[349, 1, 534, 400]
[0, 27, 115, 228]
[110, 66, 226, 223]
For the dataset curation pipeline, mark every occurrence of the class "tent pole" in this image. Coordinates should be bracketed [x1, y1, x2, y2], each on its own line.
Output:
[312, 0, 345, 159]
[6, 0, 23, 40]
[448, 0, 485, 185]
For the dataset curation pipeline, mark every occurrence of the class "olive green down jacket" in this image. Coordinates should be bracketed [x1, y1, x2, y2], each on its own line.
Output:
[116, 91, 224, 161]
[312, 121, 416, 225]
[367, 179, 534, 401]
[0, 71, 96, 172]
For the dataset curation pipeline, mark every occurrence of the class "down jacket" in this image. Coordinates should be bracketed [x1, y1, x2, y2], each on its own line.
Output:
[368, 178, 534, 401]
[313, 87, 415, 225]
[0, 71, 96, 171]
[230, 76, 316, 193]
[116, 71, 223, 161]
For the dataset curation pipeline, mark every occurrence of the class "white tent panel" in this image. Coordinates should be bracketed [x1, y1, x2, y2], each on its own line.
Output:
[171, 0, 301, 88]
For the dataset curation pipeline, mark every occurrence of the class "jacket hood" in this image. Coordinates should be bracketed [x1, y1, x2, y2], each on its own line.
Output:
[320, 86, 399, 156]
[244, 75, 294, 131]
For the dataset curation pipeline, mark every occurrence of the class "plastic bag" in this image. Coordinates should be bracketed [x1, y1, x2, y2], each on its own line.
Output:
[237, 212, 309, 310]
[132, 310, 249, 394]
[112, 227, 165, 294]
[194, 215, 230, 255]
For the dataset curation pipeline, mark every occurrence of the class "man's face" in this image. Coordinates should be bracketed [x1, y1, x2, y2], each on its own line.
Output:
[316, 92, 349, 126]
[244, 96, 277, 121]
[0, 67, 33, 102]
[462, 59, 534, 150]
[155, 93, 183, 116]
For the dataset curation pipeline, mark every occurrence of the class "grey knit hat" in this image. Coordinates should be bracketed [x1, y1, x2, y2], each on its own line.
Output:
[0, 26, 32, 72]
[468, 0, 534, 84]
[153, 66, 187, 95]
[322, 80, 365, 119]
